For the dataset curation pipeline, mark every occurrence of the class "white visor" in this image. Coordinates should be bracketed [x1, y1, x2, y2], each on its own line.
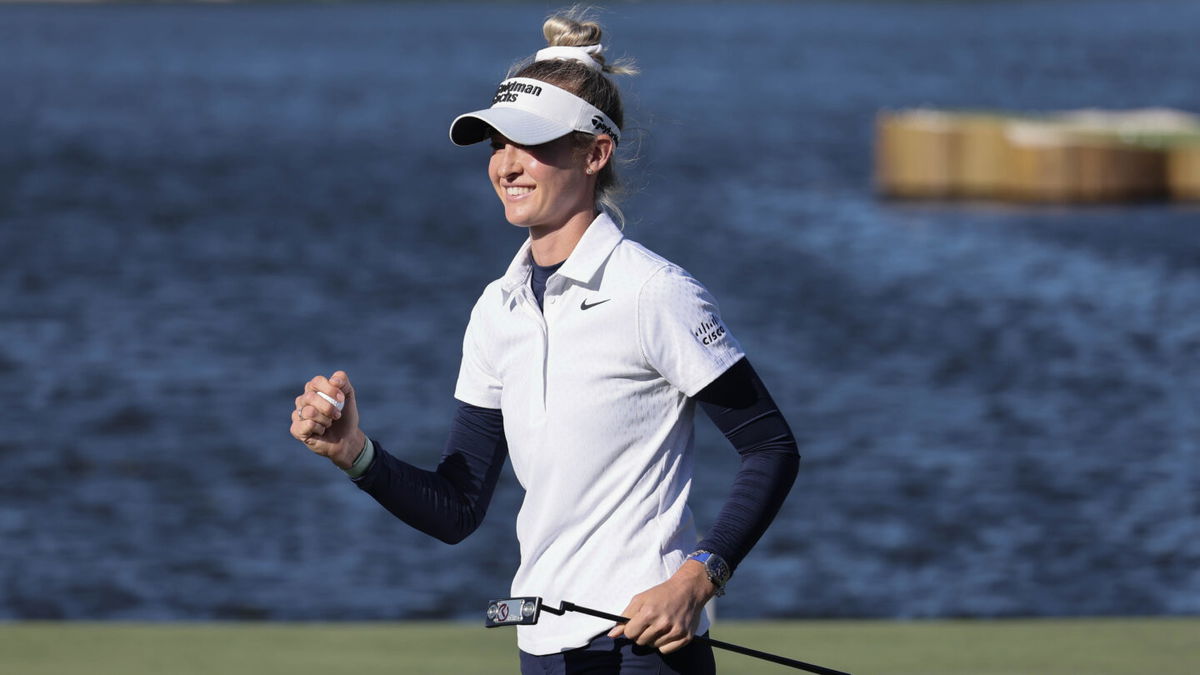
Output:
[449, 77, 621, 148]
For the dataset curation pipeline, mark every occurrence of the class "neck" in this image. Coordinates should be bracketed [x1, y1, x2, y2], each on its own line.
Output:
[528, 209, 598, 266]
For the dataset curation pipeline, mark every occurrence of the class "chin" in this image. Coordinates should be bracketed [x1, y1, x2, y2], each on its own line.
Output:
[502, 206, 538, 228]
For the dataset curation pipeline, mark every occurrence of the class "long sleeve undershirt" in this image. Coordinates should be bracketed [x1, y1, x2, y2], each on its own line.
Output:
[351, 402, 508, 545]
[691, 357, 800, 571]
[350, 357, 799, 573]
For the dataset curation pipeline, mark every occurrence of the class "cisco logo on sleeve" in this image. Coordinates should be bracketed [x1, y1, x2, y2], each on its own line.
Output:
[693, 314, 727, 346]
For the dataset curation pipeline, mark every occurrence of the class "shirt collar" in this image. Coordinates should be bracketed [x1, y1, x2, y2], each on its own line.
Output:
[499, 212, 624, 302]
[499, 238, 535, 300]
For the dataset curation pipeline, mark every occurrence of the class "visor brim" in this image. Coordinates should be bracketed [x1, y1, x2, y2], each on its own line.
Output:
[449, 108, 576, 147]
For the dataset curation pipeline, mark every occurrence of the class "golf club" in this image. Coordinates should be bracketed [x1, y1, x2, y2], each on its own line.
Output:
[485, 596, 853, 675]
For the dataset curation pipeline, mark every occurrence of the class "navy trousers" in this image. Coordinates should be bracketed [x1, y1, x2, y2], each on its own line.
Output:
[519, 633, 716, 675]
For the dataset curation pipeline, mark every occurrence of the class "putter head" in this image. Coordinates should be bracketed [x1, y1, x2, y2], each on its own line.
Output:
[484, 596, 543, 628]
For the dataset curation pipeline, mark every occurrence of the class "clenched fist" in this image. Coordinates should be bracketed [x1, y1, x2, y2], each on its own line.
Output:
[290, 370, 365, 468]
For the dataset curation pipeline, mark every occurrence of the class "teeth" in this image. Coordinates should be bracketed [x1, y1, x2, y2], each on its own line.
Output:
[506, 187, 533, 196]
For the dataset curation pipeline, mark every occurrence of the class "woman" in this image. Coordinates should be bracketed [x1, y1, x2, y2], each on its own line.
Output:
[290, 10, 799, 674]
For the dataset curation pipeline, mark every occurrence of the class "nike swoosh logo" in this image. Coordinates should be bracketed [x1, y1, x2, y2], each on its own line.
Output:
[580, 298, 611, 311]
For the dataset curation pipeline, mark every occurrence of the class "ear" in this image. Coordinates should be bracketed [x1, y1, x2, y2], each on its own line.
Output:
[585, 135, 615, 175]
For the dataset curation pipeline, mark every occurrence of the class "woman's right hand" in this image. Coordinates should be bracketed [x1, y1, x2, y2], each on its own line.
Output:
[290, 370, 365, 469]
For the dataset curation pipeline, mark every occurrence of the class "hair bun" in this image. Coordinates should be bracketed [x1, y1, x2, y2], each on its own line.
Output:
[543, 12, 603, 49]
[539, 7, 638, 76]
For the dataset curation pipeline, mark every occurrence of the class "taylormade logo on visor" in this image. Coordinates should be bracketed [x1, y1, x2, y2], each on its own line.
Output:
[590, 115, 617, 142]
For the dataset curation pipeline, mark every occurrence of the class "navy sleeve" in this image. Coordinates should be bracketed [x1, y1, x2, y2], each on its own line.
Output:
[694, 357, 800, 572]
[352, 401, 508, 545]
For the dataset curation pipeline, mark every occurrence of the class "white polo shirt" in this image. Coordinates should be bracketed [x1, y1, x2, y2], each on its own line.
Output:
[454, 212, 745, 656]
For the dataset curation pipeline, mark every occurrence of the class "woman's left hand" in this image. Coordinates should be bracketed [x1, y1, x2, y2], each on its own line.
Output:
[607, 560, 716, 654]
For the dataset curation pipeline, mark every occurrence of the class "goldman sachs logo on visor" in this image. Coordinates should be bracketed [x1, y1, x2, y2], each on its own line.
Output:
[493, 81, 543, 104]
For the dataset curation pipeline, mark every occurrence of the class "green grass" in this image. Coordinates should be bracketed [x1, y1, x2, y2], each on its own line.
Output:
[1, 618, 1196, 674]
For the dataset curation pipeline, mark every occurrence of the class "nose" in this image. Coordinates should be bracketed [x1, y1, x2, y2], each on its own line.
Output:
[495, 143, 522, 179]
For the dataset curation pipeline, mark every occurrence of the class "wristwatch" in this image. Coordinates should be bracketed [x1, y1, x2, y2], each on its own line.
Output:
[686, 550, 731, 597]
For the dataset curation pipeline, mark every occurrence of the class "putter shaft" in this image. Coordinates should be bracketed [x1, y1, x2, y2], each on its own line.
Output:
[556, 601, 852, 675]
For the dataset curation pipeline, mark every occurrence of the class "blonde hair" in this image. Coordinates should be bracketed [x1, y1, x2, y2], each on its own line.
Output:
[512, 6, 637, 223]
[540, 7, 638, 76]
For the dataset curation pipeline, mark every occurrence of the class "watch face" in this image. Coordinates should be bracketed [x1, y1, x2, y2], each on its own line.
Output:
[709, 557, 730, 584]
[691, 551, 730, 586]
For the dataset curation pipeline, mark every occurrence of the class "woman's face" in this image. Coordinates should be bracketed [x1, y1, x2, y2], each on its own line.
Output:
[489, 133, 594, 230]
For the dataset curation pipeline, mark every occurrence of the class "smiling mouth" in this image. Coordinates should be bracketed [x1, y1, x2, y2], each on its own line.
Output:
[505, 186, 534, 197]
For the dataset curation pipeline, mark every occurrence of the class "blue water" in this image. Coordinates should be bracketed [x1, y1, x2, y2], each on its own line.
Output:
[1, 1, 1198, 620]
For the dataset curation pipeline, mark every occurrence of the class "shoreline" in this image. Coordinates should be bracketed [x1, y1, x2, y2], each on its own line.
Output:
[2, 617, 1197, 674]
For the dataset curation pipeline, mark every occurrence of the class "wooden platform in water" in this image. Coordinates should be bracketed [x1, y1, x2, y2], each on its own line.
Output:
[875, 108, 1200, 203]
